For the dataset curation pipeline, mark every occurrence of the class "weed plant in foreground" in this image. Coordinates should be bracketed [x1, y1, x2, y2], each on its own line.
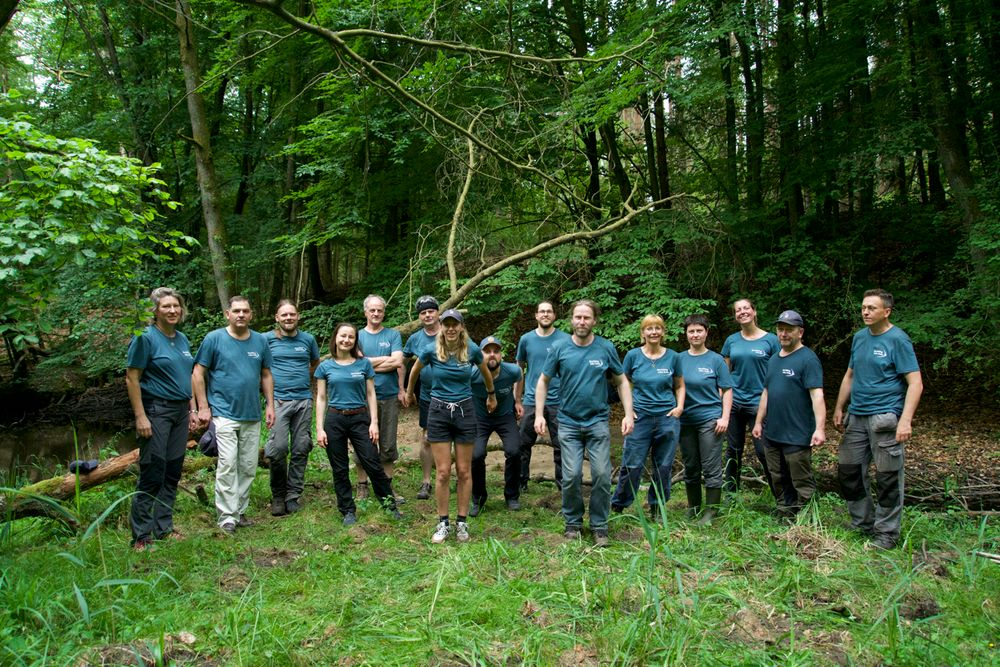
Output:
[0, 457, 997, 665]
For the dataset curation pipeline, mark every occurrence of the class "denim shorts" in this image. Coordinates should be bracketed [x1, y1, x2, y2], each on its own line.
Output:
[426, 397, 478, 444]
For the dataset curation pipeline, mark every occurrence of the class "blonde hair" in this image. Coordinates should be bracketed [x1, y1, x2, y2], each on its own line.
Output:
[436, 326, 470, 363]
[149, 287, 187, 324]
[639, 314, 665, 343]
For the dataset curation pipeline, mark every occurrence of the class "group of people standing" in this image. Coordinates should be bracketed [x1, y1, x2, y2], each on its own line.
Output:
[125, 288, 921, 552]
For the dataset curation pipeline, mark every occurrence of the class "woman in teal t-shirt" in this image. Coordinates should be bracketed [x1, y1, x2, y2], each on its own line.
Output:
[315, 323, 400, 526]
[677, 314, 733, 526]
[404, 309, 495, 545]
[125, 288, 197, 551]
[721, 298, 792, 505]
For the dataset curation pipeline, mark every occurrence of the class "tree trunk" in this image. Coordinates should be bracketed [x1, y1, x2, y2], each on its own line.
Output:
[637, 91, 660, 202]
[776, 0, 804, 229]
[176, 0, 231, 311]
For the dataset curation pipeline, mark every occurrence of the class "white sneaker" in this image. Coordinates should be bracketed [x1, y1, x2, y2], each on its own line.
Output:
[432, 521, 452, 544]
[456, 521, 470, 543]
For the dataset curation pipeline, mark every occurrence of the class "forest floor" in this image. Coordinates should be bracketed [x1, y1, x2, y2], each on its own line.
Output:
[1, 399, 998, 665]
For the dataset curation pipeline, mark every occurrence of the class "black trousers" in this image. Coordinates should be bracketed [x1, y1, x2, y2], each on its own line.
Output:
[472, 413, 521, 504]
[130, 397, 189, 543]
[518, 404, 562, 488]
[323, 411, 396, 515]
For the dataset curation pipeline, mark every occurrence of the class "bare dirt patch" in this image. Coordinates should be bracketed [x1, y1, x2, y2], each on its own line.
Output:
[251, 547, 298, 568]
[556, 645, 601, 666]
[219, 566, 251, 593]
[771, 526, 846, 562]
[80, 632, 218, 666]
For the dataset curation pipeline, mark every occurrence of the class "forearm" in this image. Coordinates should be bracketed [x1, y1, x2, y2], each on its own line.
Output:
[834, 371, 853, 413]
[900, 372, 923, 424]
[811, 389, 827, 431]
[125, 370, 145, 418]
[720, 388, 733, 422]
[754, 390, 769, 428]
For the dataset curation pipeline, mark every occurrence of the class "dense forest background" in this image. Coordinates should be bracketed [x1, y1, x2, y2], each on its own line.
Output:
[0, 0, 997, 396]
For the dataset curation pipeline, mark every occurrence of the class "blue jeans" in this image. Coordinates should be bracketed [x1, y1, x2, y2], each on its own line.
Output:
[612, 413, 679, 509]
[560, 420, 612, 531]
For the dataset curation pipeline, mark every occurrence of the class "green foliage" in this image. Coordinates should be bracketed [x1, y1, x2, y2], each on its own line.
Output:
[0, 467, 996, 664]
[0, 99, 195, 359]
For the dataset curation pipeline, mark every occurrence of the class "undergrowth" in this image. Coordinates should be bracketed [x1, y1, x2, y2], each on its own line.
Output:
[0, 455, 996, 665]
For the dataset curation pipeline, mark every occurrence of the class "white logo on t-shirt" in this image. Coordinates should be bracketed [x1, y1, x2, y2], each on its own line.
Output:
[247, 351, 260, 359]
[782, 369, 795, 377]
[873, 349, 887, 358]
[752, 349, 767, 357]
[294, 346, 306, 352]
[698, 367, 713, 374]
[656, 368, 673, 375]
[589, 360, 604, 367]
[351, 372, 365, 378]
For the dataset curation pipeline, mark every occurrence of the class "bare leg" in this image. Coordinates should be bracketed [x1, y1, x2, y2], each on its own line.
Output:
[431, 441, 453, 517]
[421, 433, 434, 484]
[454, 443, 473, 516]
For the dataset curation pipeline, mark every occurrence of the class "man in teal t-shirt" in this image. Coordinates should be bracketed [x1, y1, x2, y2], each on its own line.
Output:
[515, 301, 570, 492]
[834, 289, 922, 549]
[470, 336, 524, 515]
[357, 294, 405, 501]
[535, 300, 633, 547]
[752, 310, 825, 517]
[263, 300, 320, 516]
[193, 296, 275, 533]
[402, 295, 440, 499]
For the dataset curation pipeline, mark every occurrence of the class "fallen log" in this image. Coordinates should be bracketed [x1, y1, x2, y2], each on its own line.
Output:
[1, 444, 219, 524]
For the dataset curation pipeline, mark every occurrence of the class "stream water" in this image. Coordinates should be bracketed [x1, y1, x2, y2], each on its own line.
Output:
[0, 423, 135, 484]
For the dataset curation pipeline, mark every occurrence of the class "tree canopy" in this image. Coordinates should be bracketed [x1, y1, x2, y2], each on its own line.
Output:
[0, 0, 997, 389]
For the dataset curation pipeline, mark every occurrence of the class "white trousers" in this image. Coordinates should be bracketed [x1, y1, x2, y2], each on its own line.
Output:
[214, 417, 261, 527]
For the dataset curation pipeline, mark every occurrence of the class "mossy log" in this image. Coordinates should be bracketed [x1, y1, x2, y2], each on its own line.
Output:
[0, 443, 222, 523]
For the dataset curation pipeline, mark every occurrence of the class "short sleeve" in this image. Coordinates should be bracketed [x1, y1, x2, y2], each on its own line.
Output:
[715, 356, 734, 389]
[126, 334, 149, 370]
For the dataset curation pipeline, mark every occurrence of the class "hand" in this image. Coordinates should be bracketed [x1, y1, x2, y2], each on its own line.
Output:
[714, 417, 728, 435]
[895, 418, 913, 442]
[369, 421, 380, 444]
[403, 391, 415, 408]
[751, 424, 762, 439]
[833, 407, 844, 430]
[265, 405, 276, 429]
[621, 414, 634, 436]
[514, 401, 524, 420]
[534, 415, 546, 436]
[187, 412, 199, 434]
[397, 389, 407, 403]
[197, 407, 212, 429]
[317, 431, 328, 449]
[667, 407, 682, 419]
[135, 415, 152, 439]
[486, 394, 497, 413]
[811, 429, 826, 446]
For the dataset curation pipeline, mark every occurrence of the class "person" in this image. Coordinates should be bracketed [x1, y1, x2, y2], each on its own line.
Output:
[315, 323, 401, 525]
[404, 309, 496, 543]
[357, 294, 404, 502]
[834, 289, 922, 549]
[516, 301, 569, 492]
[677, 314, 733, 526]
[721, 298, 794, 505]
[192, 296, 275, 534]
[470, 336, 524, 516]
[125, 287, 198, 551]
[751, 310, 826, 518]
[402, 295, 441, 500]
[535, 299, 633, 547]
[263, 300, 320, 516]
[610, 314, 685, 519]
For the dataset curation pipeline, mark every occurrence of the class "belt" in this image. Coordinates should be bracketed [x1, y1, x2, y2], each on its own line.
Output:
[328, 406, 367, 416]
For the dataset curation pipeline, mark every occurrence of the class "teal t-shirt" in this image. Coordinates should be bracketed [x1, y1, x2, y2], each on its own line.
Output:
[403, 329, 437, 402]
[314, 358, 373, 410]
[358, 327, 403, 400]
[516, 329, 570, 406]
[194, 328, 272, 421]
[623, 346, 681, 416]
[472, 362, 522, 418]
[722, 331, 780, 408]
[126, 326, 194, 401]
[542, 336, 624, 427]
[677, 350, 733, 426]
[263, 330, 320, 401]
[847, 326, 920, 416]
[761, 346, 824, 446]
[417, 341, 484, 403]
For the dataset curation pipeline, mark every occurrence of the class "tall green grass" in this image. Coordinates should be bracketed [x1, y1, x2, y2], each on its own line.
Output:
[0, 456, 996, 665]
